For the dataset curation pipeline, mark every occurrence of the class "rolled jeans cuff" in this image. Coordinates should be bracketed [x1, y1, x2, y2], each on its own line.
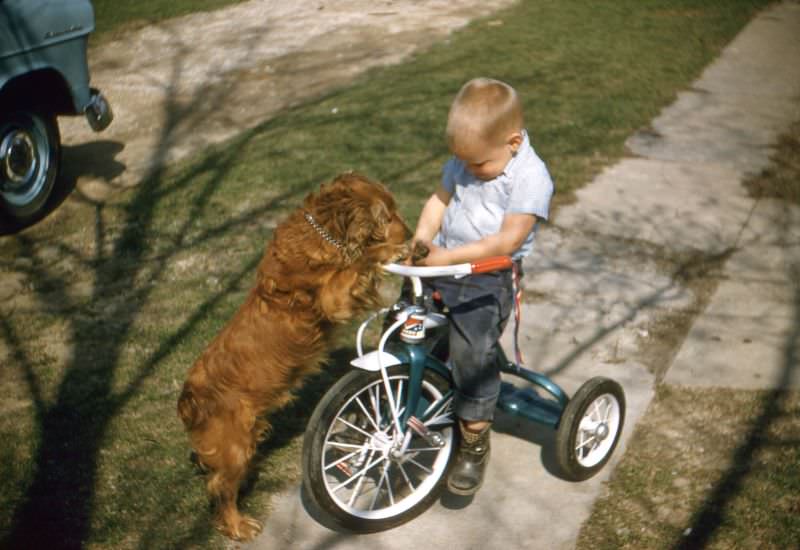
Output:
[454, 388, 500, 422]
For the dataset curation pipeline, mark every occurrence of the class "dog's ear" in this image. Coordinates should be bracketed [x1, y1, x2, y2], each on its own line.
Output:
[370, 199, 390, 226]
[346, 203, 390, 256]
[345, 198, 391, 246]
[343, 211, 370, 260]
[345, 200, 382, 251]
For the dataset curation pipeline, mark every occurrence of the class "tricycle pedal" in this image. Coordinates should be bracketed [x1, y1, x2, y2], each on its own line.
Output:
[407, 416, 445, 448]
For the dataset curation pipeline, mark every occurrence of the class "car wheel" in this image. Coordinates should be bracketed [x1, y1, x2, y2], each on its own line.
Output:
[0, 110, 61, 223]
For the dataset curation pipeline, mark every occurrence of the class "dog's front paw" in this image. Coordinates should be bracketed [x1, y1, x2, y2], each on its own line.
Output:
[385, 239, 430, 265]
[411, 241, 429, 264]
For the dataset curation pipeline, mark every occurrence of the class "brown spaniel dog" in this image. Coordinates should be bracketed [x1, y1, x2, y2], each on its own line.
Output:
[177, 172, 410, 540]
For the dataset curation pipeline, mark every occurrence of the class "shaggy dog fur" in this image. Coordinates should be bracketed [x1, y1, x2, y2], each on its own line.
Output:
[177, 173, 410, 540]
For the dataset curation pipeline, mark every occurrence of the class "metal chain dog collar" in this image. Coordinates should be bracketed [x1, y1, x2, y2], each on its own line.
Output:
[304, 212, 359, 262]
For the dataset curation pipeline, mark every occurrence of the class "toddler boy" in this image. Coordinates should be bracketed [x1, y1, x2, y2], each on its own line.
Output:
[412, 77, 553, 495]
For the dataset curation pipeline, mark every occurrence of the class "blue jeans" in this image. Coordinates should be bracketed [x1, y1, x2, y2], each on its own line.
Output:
[425, 267, 515, 422]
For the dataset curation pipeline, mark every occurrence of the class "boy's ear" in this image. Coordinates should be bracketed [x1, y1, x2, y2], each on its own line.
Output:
[507, 132, 523, 153]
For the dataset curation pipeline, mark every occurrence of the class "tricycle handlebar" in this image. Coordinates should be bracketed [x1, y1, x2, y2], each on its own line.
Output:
[382, 256, 513, 278]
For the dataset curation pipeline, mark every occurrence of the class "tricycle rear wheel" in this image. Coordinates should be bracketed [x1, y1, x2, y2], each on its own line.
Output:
[555, 377, 625, 481]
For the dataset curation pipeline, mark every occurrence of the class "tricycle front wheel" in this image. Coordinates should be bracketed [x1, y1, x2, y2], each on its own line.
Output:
[555, 377, 625, 481]
[302, 365, 456, 532]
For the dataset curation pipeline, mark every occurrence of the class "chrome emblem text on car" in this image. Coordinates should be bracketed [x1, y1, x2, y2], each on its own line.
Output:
[45, 25, 84, 39]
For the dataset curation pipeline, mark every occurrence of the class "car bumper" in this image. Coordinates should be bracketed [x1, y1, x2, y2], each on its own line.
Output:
[84, 88, 113, 132]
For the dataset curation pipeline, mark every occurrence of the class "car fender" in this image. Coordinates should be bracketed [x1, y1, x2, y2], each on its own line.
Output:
[1, 0, 95, 113]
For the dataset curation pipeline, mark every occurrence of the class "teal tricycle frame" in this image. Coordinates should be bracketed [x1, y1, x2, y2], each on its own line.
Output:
[302, 257, 625, 533]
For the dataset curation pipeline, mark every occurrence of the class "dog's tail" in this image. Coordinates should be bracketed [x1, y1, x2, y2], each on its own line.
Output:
[177, 382, 209, 431]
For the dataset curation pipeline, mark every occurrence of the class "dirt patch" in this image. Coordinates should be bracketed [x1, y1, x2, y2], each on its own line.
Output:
[743, 117, 800, 204]
[58, 0, 515, 203]
[630, 248, 732, 381]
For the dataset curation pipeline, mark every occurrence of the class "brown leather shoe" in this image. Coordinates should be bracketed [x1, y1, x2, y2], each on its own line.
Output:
[447, 421, 491, 495]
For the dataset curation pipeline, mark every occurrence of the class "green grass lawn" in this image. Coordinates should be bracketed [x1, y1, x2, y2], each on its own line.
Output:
[578, 386, 800, 550]
[0, 0, 777, 547]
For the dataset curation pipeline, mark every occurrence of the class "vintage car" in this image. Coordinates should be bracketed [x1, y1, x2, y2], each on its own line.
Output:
[1, 0, 112, 223]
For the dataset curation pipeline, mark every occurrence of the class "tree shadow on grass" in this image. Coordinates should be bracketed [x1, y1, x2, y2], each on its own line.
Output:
[0, 25, 450, 544]
[2, 128, 253, 548]
[0, 25, 340, 549]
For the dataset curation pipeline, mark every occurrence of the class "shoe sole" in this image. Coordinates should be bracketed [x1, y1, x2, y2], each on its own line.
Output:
[446, 479, 484, 496]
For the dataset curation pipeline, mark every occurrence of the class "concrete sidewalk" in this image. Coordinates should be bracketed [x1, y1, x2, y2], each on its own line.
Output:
[246, 3, 800, 548]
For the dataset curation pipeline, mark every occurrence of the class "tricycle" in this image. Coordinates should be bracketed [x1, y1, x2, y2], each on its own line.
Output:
[302, 256, 626, 532]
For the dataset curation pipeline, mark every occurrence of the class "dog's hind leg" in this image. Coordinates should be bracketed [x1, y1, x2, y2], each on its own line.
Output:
[207, 454, 262, 540]
[203, 405, 264, 541]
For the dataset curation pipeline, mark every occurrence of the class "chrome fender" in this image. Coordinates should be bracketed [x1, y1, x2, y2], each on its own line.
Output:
[350, 350, 403, 372]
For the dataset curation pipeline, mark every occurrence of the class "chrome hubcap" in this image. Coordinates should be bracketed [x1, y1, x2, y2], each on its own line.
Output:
[1, 130, 37, 187]
[575, 393, 621, 467]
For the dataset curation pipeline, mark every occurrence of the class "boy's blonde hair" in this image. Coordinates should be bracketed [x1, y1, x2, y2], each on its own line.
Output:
[446, 78, 523, 148]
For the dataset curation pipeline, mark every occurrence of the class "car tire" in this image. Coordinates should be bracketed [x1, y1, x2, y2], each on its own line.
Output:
[0, 110, 61, 223]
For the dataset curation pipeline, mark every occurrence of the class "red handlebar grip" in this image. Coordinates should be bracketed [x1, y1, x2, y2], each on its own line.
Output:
[470, 256, 513, 274]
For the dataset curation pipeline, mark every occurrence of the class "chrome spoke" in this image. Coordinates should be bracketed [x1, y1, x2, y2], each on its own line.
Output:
[370, 464, 391, 511]
[332, 453, 386, 494]
[384, 464, 396, 507]
[576, 433, 598, 452]
[592, 399, 600, 421]
[325, 441, 367, 451]
[347, 450, 375, 507]
[424, 397, 453, 426]
[601, 398, 612, 423]
[335, 416, 375, 440]
[355, 395, 381, 433]
[395, 379, 404, 415]
[397, 461, 416, 492]
[369, 384, 382, 429]
[323, 449, 362, 472]
[405, 456, 433, 475]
